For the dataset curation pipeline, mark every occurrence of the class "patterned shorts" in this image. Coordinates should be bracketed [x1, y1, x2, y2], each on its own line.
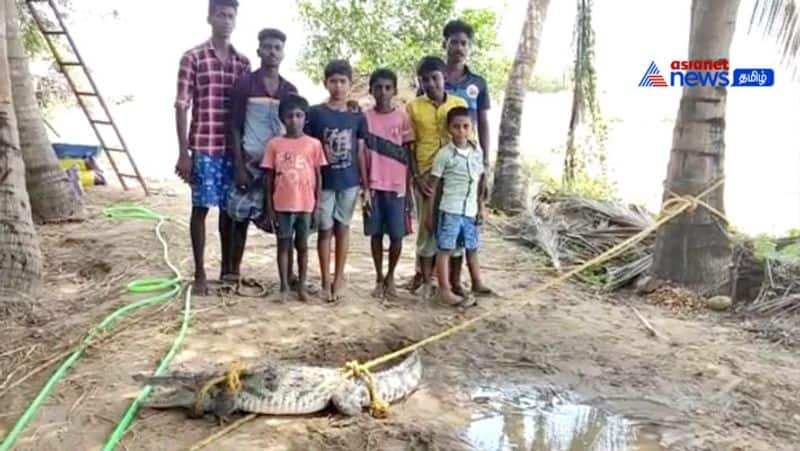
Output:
[191, 153, 234, 209]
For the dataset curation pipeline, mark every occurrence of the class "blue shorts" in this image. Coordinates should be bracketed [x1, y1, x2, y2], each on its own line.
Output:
[363, 190, 406, 240]
[436, 212, 479, 252]
[276, 212, 312, 241]
[191, 153, 234, 209]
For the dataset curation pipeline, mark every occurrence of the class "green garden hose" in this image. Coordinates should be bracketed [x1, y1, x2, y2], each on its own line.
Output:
[101, 285, 191, 451]
[0, 205, 192, 451]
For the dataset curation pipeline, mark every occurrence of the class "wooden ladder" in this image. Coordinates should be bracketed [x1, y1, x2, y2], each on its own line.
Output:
[24, 0, 149, 195]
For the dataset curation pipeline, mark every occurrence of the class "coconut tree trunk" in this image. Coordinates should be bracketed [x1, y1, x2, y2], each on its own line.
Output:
[6, 0, 83, 223]
[651, 0, 739, 295]
[490, 0, 551, 213]
[0, 0, 43, 301]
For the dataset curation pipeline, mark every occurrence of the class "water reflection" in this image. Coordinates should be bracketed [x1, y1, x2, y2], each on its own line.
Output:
[466, 387, 664, 451]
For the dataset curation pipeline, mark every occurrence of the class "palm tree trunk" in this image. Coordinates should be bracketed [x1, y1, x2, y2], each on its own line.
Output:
[0, 0, 43, 301]
[651, 0, 740, 295]
[563, 25, 582, 189]
[490, 0, 551, 213]
[6, 0, 83, 224]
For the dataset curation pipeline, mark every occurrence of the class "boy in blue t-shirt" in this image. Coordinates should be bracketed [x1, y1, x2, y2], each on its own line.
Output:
[304, 59, 370, 302]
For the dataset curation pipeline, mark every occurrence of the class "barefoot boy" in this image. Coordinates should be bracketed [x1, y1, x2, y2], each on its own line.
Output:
[173, 0, 250, 295]
[407, 56, 467, 301]
[262, 94, 327, 302]
[304, 60, 369, 302]
[427, 107, 491, 306]
[363, 68, 414, 300]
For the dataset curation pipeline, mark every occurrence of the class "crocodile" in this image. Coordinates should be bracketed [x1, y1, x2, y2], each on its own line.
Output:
[133, 351, 422, 420]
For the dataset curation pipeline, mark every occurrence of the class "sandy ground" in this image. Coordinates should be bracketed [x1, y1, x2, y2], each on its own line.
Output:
[2, 181, 800, 451]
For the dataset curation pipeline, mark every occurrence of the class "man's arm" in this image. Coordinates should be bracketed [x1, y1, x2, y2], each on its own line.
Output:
[175, 107, 190, 181]
[477, 78, 492, 201]
[229, 77, 249, 188]
[478, 109, 491, 168]
[174, 53, 195, 183]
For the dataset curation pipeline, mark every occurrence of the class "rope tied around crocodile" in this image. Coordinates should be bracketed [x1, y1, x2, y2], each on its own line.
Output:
[343, 360, 389, 418]
[187, 178, 728, 449]
[337, 177, 729, 415]
[193, 363, 244, 416]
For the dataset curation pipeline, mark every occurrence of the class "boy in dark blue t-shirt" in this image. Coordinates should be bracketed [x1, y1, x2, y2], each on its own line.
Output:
[305, 59, 369, 302]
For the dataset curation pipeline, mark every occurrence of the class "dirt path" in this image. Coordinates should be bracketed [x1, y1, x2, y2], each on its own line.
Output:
[2, 182, 799, 451]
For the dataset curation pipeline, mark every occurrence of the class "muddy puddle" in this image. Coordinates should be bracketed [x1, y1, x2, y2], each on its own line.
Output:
[465, 385, 666, 451]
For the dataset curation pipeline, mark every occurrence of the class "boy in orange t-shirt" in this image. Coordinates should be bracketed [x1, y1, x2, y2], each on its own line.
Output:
[261, 94, 327, 302]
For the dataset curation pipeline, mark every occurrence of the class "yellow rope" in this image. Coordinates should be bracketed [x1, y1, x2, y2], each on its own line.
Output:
[193, 362, 244, 416]
[188, 177, 726, 449]
[343, 361, 390, 418]
[352, 177, 727, 376]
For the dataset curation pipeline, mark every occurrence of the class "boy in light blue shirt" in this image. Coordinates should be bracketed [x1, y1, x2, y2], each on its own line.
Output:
[426, 107, 493, 306]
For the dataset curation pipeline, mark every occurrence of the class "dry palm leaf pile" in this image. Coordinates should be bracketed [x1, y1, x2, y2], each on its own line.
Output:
[735, 237, 800, 318]
[496, 191, 656, 291]
[496, 191, 800, 321]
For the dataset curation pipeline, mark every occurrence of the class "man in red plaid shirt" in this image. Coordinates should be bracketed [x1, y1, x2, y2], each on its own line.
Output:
[174, 0, 250, 295]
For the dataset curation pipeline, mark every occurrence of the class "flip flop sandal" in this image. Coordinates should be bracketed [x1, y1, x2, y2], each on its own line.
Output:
[297, 281, 320, 295]
[472, 287, 495, 298]
[215, 282, 238, 297]
[237, 278, 270, 298]
[321, 286, 336, 303]
[304, 282, 320, 295]
[436, 294, 465, 307]
[459, 294, 478, 308]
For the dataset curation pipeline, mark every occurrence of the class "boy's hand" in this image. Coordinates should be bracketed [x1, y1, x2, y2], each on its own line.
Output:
[263, 209, 278, 234]
[405, 192, 415, 213]
[477, 207, 485, 226]
[174, 154, 191, 184]
[415, 176, 433, 198]
[234, 163, 250, 190]
[311, 208, 320, 230]
[362, 189, 372, 216]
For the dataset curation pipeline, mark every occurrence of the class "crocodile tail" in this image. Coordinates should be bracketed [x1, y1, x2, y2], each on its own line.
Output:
[372, 351, 423, 403]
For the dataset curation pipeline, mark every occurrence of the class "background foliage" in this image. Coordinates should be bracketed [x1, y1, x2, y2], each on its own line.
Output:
[296, 0, 511, 94]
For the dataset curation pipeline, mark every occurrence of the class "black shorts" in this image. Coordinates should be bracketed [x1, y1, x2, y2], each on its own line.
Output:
[363, 190, 406, 240]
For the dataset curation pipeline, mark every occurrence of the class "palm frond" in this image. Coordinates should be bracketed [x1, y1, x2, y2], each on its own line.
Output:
[748, 0, 800, 76]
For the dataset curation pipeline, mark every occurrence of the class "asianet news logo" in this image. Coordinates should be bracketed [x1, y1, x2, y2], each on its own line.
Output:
[639, 59, 774, 87]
